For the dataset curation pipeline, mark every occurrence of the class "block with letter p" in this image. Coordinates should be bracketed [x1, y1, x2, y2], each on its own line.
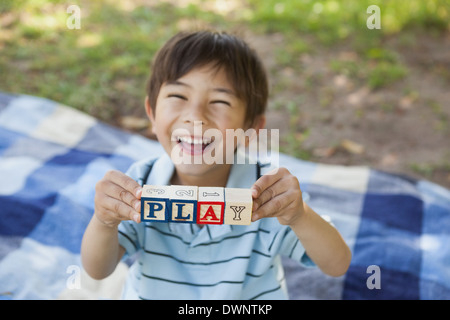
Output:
[141, 185, 170, 222]
[197, 187, 225, 225]
[169, 185, 198, 223]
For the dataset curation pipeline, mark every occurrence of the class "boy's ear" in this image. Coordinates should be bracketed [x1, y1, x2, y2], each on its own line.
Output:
[252, 115, 266, 132]
[145, 96, 157, 134]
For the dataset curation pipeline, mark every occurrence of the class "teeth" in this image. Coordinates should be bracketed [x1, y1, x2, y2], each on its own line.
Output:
[177, 136, 211, 145]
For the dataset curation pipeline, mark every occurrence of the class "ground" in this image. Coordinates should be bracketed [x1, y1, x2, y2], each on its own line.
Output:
[1, 0, 449, 188]
[252, 30, 450, 188]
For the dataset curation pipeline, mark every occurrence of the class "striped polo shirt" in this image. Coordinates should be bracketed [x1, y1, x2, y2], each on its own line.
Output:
[118, 153, 314, 300]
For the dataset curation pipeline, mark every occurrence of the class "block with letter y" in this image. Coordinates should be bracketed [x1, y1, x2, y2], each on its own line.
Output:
[197, 187, 225, 225]
[141, 185, 171, 222]
[224, 188, 253, 225]
[169, 185, 198, 223]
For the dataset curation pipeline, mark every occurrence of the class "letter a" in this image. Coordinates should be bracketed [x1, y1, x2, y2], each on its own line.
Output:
[67, 5, 81, 30]
[366, 265, 381, 289]
[366, 5, 381, 29]
[202, 206, 219, 221]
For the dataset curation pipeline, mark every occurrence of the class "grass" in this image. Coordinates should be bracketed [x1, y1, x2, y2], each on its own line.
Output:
[0, 0, 448, 135]
[1, 0, 448, 118]
[245, 0, 449, 38]
[0, 0, 226, 121]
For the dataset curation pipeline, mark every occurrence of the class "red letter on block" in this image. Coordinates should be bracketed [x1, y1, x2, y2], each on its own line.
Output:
[197, 187, 224, 225]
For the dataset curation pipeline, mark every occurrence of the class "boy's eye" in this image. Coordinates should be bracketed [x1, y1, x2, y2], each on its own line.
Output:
[168, 94, 187, 100]
[211, 100, 231, 107]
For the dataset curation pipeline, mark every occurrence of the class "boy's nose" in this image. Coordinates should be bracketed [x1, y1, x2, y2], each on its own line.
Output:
[182, 101, 209, 125]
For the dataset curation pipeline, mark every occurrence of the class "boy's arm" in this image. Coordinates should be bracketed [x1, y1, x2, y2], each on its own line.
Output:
[81, 170, 142, 280]
[251, 168, 351, 277]
[288, 202, 351, 277]
[81, 216, 126, 279]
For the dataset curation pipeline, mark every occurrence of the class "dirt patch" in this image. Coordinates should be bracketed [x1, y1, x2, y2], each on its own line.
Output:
[250, 31, 450, 188]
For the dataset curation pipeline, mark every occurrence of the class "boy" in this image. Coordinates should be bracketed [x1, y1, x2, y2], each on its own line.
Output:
[81, 31, 351, 300]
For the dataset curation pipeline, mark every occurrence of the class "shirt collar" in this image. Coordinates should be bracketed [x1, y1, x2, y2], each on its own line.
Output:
[146, 152, 175, 186]
[147, 152, 258, 188]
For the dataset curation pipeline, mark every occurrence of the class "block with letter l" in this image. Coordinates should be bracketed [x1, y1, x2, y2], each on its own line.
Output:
[197, 187, 225, 225]
[141, 185, 170, 222]
[170, 185, 198, 223]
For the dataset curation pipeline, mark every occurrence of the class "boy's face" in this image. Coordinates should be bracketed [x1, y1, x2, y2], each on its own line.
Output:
[146, 64, 265, 185]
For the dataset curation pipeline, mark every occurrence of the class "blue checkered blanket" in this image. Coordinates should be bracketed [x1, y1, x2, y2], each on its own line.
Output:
[1, 92, 449, 300]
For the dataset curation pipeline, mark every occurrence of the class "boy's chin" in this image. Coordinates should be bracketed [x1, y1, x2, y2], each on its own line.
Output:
[171, 156, 218, 170]
[172, 161, 222, 179]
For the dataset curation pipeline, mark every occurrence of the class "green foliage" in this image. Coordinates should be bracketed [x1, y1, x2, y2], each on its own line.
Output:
[367, 61, 408, 89]
[0, 0, 448, 123]
[244, 0, 449, 40]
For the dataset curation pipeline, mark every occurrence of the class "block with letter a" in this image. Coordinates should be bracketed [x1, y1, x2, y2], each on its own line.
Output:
[141, 185, 171, 222]
[224, 188, 253, 225]
[169, 185, 198, 223]
[197, 187, 225, 225]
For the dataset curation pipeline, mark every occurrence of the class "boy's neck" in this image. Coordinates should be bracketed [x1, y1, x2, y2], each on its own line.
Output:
[170, 164, 232, 188]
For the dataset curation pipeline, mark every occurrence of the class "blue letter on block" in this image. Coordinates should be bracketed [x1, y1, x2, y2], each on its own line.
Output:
[141, 199, 168, 222]
[147, 202, 163, 218]
[170, 200, 196, 223]
[173, 203, 186, 219]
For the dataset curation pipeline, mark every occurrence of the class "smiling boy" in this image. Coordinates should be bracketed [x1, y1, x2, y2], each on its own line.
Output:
[81, 31, 351, 300]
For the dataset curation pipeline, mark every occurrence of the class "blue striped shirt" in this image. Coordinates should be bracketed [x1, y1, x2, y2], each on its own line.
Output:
[118, 153, 313, 300]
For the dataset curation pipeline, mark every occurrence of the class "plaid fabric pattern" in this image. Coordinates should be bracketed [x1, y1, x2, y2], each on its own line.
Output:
[0, 92, 449, 299]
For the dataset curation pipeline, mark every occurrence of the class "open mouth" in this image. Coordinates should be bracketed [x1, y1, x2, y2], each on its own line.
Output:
[174, 135, 214, 155]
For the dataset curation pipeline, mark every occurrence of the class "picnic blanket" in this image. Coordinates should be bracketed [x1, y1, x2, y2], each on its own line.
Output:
[0, 92, 449, 300]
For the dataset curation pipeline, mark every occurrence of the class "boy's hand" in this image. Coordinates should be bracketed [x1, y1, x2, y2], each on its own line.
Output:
[94, 170, 143, 227]
[251, 167, 304, 226]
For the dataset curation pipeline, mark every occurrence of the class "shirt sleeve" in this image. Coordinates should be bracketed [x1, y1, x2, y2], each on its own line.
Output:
[279, 227, 315, 267]
[259, 218, 315, 267]
[277, 214, 337, 267]
[118, 220, 142, 258]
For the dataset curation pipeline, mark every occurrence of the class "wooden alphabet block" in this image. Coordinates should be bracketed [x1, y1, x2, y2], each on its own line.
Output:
[197, 187, 225, 225]
[141, 185, 171, 222]
[224, 188, 253, 225]
[169, 185, 198, 223]
[140, 185, 254, 225]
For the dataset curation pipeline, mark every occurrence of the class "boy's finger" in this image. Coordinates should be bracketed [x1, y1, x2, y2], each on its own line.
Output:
[252, 192, 290, 221]
[105, 170, 142, 198]
[253, 187, 301, 220]
[251, 167, 283, 198]
[103, 195, 140, 222]
[252, 179, 285, 212]
[97, 179, 141, 212]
